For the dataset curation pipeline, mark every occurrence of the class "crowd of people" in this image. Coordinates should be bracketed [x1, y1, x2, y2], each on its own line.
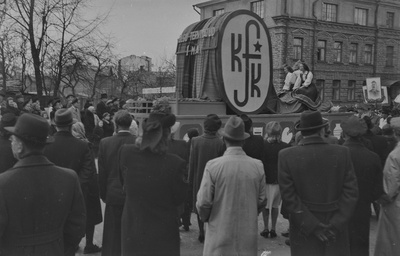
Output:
[0, 88, 399, 256]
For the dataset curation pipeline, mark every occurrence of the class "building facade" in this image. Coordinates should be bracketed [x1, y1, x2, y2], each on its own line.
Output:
[194, 0, 400, 105]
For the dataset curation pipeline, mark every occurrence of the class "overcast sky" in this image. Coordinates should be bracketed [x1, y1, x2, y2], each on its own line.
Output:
[91, 0, 201, 65]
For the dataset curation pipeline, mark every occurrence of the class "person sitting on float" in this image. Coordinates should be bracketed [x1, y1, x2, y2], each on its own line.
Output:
[292, 62, 318, 101]
[282, 64, 296, 92]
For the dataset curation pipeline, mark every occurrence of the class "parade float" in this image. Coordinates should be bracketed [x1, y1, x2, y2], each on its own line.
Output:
[153, 10, 352, 141]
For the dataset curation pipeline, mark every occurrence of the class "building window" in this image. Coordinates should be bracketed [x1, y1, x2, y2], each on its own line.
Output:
[354, 8, 368, 26]
[333, 42, 342, 62]
[251, 1, 264, 18]
[348, 80, 356, 101]
[386, 46, 394, 66]
[322, 3, 337, 22]
[213, 9, 224, 16]
[317, 40, 326, 61]
[293, 38, 303, 60]
[349, 43, 358, 63]
[332, 80, 341, 100]
[387, 12, 394, 28]
[316, 79, 325, 100]
[364, 44, 373, 64]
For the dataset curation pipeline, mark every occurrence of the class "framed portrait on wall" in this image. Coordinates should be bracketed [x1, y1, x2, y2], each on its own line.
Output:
[366, 77, 382, 100]
[363, 85, 388, 104]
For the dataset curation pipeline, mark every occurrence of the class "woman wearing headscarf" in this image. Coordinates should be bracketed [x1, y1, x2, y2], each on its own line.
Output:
[119, 110, 188, 256]
[71, 122, 103, 254]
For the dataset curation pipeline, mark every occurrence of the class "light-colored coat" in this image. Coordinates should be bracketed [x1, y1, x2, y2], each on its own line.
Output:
[196, 147, 267, 256]
[374, 144, 400, 256]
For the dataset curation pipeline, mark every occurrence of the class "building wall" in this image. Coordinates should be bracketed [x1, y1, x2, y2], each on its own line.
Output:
[194, 0, 400, 105]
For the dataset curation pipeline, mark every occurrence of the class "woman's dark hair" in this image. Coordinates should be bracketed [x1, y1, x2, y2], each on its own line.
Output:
[301, 63, 310, 72]
[285, 66, 294, 73]
[136, 127, 170, 155]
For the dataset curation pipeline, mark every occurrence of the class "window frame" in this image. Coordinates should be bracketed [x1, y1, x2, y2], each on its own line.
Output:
[316, 79, 325, 100]
[364, 44, 374, 65]
[322, 3, 338, 22]
[251, 0, 264, 18]
[332, 80, 341, 101]
[354, 8, 368, 26]
[386, 46, 394, 67]
[293, 37, 303, 60]
[317, 40, 327, 62]
[349, 43, 358, 64]
[347, 80, 356, 101]
[387, 12, 395, 28]
[333, 41, 343, 63]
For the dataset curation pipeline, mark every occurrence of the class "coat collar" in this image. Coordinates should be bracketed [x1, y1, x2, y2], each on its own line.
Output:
[12, 154, 54, 169]
[117, 131, 133, 136]
[343, 138, 366, 147]
[54, 131, 73, 137]
[299, 136, 328, 146]
[201, 133, 220, 139]
[223, 146, 246, 156]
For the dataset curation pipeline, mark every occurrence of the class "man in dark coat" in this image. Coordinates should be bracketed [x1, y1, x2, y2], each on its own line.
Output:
[341, 116, 383, 256]
[44, 109, 95, 187]
[98, 110, 136, 256]
[43, 109, 98, 253]
[0, 113, 18, 174]
[96, 93, 108, 119]
[189, 114, 225, 243]
[279, 111, 358, 256]
[240, 114, 264, 161]
[167, 122, 190, 231]
[0, 113, 86, 256]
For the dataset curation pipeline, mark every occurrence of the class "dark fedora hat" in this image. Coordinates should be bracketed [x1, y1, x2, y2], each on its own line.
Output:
[295, 110, 328, 131]
[221, 116, 250, 141]
[55, 108, 74, 127]
[140, 111, 176, 150]
[4, 113, 53, 145]
[341, 116, 367, 137]
[100, 93, 108, 99]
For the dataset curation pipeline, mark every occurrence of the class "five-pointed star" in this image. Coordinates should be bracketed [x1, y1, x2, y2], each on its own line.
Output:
[254, 41, 262, 52]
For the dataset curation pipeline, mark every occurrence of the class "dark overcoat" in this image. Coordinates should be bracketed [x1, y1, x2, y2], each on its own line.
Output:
[0, 155, 86, 256]
[96, 101, 108, 119]
[188, 133, 225, 212]
[263, 140, 290, 184]
[98, 132, 136, 256]
[243, 134, 264, 161]
[44, 131, 95, 186]
[119, 145, 188, 256]
[0, 136, 17, 174]
[278, 136, 358, 256]
[364, 131, 390, 165]
[343, 138, 383, 256]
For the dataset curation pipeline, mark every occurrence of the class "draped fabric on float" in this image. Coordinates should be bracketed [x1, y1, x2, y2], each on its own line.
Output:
[276, 91, 332, 114]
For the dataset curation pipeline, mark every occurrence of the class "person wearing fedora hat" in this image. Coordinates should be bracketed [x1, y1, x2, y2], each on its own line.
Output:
[196, 116, 267, 256]
[98, 110, 136, 256]
[44, 109, 98, 253]
[374, 117, 400, 256]
[0, 113, 18, 173]
[189, 113, 225, 243]
[260, 121, 290, 240]
[278, 110, 358, 256]
[0, 113, 86, 256]
[340, 116, 383, 256]
[96, 93, 109, 119]
[118, 110, 187, 255]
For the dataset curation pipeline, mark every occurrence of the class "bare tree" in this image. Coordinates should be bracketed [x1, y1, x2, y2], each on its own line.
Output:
[0, 0, 108, 99]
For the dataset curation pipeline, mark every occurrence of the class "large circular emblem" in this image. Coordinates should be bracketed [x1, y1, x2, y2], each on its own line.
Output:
[218, 10, 272, 114]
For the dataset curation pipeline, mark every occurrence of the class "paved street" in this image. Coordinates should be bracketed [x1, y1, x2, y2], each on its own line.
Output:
[77, 203, 379, 256]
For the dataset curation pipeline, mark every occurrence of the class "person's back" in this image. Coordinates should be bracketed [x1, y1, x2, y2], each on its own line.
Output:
[196, 116, 267, 256]
[0, 161, 85, 256]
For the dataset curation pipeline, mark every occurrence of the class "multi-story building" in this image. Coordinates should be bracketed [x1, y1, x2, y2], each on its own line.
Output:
[194, 0, 400, 105]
